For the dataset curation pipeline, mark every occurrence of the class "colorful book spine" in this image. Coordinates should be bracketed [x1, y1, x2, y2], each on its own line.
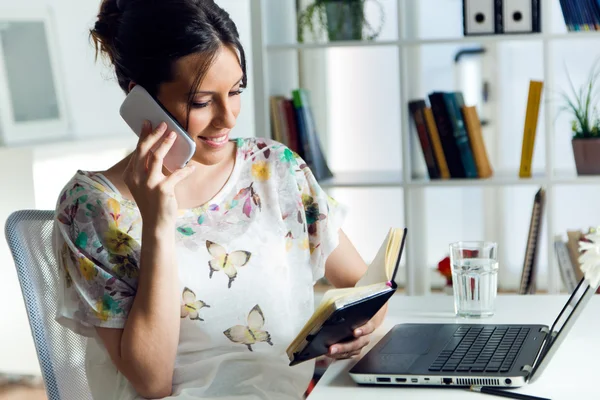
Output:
[408, 100, 440, 179]
[519, 80, 543, 178]
[462, 105, 493, 178]
[282, 99, 300, 154]
[443, 92, 478, 178]
[423, 107, 450, 179]
[554, 236, 579, 293]
[428, 92, 466, 178]
[292, 89, 334, 181]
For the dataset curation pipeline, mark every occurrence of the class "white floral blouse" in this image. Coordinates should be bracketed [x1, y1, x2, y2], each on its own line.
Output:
[52, 138, 346, 399]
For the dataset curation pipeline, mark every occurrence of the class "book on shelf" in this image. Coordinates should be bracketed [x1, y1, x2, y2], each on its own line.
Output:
[558, 0, 600, 31]
[408, 100, 441, 179]
[462, 105, 493, 178]
[518, 187, 545, 295]
[554, 236, 579, 293]
[518, 80, 543, 178]
[287, 227, 407, 366]
[409, 91, 493, 180]
[269, 89, 333, 181]
[423, 107, 451, 179]
[555, 228, 600, 294]
[429, 92, 469, 178]
[566, 230, 585, 282]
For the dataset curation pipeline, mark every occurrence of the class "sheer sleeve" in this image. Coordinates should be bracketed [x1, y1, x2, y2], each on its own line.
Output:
[291, 153, 347, 282]
[53, 178, 141, 336]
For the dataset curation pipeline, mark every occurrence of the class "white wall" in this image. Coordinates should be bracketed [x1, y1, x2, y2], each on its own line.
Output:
[0, 0, 254, 375]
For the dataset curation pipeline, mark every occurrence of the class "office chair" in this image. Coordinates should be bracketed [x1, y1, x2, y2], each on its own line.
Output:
[4, 210, 92, 400]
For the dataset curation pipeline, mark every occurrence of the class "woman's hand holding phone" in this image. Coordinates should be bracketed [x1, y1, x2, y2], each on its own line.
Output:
[123, 120, 195, 226]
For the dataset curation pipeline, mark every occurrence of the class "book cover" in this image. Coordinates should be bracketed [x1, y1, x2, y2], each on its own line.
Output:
[408, 100, 440, 179]
[518, 187, 545, 295]
[292, 89, 334, 182]
[443, 92, 478, 178]
[462, 105, 493, 178]
[566, 230, 585, 281]
[554, 237, 579, 293]
[423, 107, 451, 179]
[282, 99, 300, 154]
[519, 80, 543, 178]
[269, 96, 285, 143]
[287, 227, 407, 366]
[428, 92, 467, 178]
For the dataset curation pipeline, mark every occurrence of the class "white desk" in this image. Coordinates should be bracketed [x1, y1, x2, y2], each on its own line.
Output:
[309, 295, 600, 400]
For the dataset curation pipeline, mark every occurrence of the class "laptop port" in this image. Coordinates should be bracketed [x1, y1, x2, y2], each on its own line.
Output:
[395, 378, 407, 383]
[376, 377, 391, 383]
[443, 378, 453, 385]
[411, 378, 418, 383]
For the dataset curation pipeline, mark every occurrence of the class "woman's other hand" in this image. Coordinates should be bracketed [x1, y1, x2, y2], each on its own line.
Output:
[326, 304, 387, 360]
[123, 120, 195, 225]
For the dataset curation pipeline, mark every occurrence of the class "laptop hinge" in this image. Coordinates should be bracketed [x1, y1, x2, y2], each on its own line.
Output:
[521, 364, 533, 375]
[525, 329, 552, 382]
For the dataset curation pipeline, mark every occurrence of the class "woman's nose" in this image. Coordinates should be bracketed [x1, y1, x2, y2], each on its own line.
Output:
[213, 101, 237, 129]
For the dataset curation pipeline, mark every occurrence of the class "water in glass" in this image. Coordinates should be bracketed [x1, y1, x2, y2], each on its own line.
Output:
[452, 257, 498, 317]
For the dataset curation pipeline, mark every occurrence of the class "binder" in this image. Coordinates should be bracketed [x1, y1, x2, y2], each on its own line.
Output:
[503, 0, 534, 33]
[463, 0, 497, 35]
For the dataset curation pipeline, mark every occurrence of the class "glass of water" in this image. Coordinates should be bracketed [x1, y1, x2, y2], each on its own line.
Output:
[449, 241, 498, 318]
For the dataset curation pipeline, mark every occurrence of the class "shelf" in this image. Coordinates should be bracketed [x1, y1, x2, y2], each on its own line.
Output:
[266, 31, 600, 51]
[409, 172, 548, 188]
[552, 171, 600, 185]
[267, 39, 399, 51]
[318, 170, 402, 188]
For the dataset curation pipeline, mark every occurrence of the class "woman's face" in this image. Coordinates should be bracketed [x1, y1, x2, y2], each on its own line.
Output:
[156, 45, 244, 166]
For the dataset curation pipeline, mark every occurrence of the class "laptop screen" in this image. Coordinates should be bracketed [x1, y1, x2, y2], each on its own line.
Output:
[529, 278, 597, 382]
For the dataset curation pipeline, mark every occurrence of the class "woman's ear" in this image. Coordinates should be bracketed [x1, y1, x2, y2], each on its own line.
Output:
[127, 81, 136, 93]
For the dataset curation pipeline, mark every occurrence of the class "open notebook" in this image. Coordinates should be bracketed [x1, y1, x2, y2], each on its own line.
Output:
[287, 227, 407, 366]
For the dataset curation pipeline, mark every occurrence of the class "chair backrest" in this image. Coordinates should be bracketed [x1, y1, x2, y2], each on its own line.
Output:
[4, 210, 92, 400]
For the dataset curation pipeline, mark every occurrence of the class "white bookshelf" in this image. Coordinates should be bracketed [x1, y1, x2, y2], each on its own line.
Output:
[250, 0, 600, 295]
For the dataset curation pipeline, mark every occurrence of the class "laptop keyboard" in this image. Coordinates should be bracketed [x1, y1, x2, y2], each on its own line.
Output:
[428, 326, 530, 373]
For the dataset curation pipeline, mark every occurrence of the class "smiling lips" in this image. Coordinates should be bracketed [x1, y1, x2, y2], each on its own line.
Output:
[199, 134, 229, 148]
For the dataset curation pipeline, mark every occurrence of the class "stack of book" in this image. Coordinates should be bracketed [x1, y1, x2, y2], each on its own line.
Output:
[269, 89, 333, 182]
[554, 229, 600, 294]
[408, 93, 493, 180]
[558, 0, 600, 31]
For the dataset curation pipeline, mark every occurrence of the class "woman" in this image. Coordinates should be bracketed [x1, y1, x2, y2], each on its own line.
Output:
[53, 0, 386, 398]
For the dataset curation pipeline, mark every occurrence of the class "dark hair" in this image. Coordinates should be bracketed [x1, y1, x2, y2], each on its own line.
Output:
[90, 0, 247, 127]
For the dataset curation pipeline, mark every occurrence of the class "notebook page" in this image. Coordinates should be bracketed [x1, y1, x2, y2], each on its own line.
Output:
[356, 229, 392, 287]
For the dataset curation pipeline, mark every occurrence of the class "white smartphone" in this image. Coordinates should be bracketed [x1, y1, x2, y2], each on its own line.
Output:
[119, 85, 196, 172]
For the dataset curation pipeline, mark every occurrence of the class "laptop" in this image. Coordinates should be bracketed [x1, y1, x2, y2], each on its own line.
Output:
[349, 277, 598, 388]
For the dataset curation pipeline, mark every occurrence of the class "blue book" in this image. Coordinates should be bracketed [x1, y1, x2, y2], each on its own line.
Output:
[442, 92, 478, 178]
[292, 89, 333, 181]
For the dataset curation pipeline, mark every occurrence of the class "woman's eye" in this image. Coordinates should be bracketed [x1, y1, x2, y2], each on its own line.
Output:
[229, 89, 243, 97]
[192, 102, 210, 109]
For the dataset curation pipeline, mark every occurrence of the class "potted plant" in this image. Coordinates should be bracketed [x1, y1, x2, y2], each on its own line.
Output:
[297, 0, 384, 43]
[558, 59, 600, 175]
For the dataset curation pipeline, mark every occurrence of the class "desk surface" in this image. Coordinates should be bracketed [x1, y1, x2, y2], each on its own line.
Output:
[309, 294, 600, 400]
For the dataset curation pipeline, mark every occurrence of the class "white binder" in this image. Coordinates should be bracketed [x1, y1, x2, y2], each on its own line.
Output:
[503, 0, 533, 33]
[463, 0, 496, 35]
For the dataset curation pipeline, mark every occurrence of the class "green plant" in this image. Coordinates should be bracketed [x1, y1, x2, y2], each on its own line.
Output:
[297, 0, 384, 43]
[558, 58, 600, 139]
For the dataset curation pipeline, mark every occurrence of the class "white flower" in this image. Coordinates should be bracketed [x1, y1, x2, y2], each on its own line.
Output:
[578, 232, 600, 288]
